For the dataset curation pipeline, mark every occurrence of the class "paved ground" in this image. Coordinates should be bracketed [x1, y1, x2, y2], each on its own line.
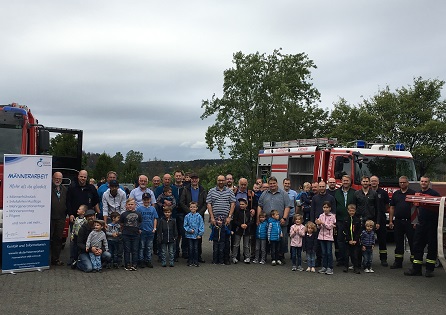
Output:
[1, 227, 445, 315]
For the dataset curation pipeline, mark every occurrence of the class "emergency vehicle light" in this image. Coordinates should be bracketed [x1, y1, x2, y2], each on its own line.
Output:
[2, 106, 27, 116]
[395, 143, 405, 151]
[356, 140, 366, 148]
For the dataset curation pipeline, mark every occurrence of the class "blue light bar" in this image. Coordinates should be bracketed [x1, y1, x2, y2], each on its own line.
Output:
[356, 140, 366, 148]
[395, 143, 405, 151]
[2, 106, 27, 116]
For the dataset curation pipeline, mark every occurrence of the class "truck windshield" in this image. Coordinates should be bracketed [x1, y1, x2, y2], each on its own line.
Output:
[0, 125, 23, 164]
[354, 156, 417, 186]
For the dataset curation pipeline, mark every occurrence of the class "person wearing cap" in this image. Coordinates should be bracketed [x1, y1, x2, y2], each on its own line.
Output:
[102, 179, 127, 223]
[180, 173, 207, 261]
[76, 209, 111, 272]
[97, 171, 125, 219]
[136, 193, 158, 268]
[86, 220, 108, 272]
[232, 198, 255, 264]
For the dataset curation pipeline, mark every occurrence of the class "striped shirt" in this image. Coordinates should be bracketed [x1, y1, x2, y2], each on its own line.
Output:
[206, 186, 236, 219]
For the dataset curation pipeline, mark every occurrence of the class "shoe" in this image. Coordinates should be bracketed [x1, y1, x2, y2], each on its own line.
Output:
[170, 263, 174, 267]
[232, 258, 238, 264]
[404, 268, 422, 276]
[220, 263, 225, 265]
[146, 261, 153, 268]
[336, 261, 344, 267]
[425, 270, 434, 278]
[297, 266, 304, 272]
[369, 268, 374, 273]
[318, 267, 327, 274]
[124, 265, 132, 271]
[306, 267, 311, 272]
[198, 258, 206, 263]
[354, 268, 361, 274]
[187, 263, 192, 267]
[271, 260, 276, 266]
[131, 265, 137, 271]
[277, 260, 282, 265]
[381, 260, 388, 267]
[195, 264, 199, 267]
[70, 261, 77, 270]
[348, 266, 354, 270]
[343, 268, 348, 273]
[259, 260, 266, 265]
[113, 263, 119, 269]
[51, 260, 65, 266]
[364, 268, 370, 273]
[138, 263, 145, 269]
[325, 268, 333, 275]
[224, 261, 230, 265]
[292, 266, 297, 271]
[390, 263, 402, 269]
[311, 267, 316, 273]
[244, 258, 250, 264]
[252, 259, 259, 264]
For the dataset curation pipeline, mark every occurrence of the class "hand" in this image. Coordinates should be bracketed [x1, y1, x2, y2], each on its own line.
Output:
[197, 236, 201, 239]
[70, 215, 75, 222]
[280, 218, 286, 226]
[389, 222, 394, 229]
[225, 217, 231, 226]
[210, 217, 216, 226]
[376, 224, 380, 230]
[315, 219, 321, 225]
[241, 224, 247, 229]
[362, 246, 366, 251]
[250, 209, 255, 217]
[191, 229, 195, 234]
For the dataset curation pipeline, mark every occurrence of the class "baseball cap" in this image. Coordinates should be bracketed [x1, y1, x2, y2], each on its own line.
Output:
[109, 180, 119, 187]
[142, 192, 151, 199]
[85, 209, 96, 217]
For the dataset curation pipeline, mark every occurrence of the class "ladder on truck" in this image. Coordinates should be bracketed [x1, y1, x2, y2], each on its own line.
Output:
[263, 138, 338, 149]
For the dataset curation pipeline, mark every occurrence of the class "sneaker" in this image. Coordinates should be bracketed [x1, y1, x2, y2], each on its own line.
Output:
[252, 259, 259, 264]
[354, 268, 361, 274]
[232, 258, 238, 264]
[162, 263, 167, 267]
[292, 266, 297, 271]
[271, 260, 276, 266]
[325, 268, 333, 275]
[364, 268, 370, 273]
[113, 263, 119, 269]
[306, 267, 311, 272]
[187, 263, 193, 267]
[70, 260, 78, 270]
[195, 264, 199, 267]
[343, 268, 348, 273]
[297, 266, 304, 272]
[244, 258, 250, 264]
[318, 267, 327, 274]
[348, 266, 354, 270]
[170, 263, 174, 267]
[124, 265, 132, 271]
[146, 261, 153, 268]
[311, 267, 316, 273]
[259, 260, 266, 265]
[131, 265, 137, 271]
[276, 260, 282, 265]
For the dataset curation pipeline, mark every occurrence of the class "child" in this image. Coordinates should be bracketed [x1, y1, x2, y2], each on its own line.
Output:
[290, 214, 306, 271]
[303, 221, 317, 272]
[253, 211, 268, 264]
[137, 193, 158, 269]
[342, 204, 362, 274]
[209, 215, 231, 265]
[69, 204, 87, 266]
[361, 220, 376, 273]
[232, 198, 254, 264]
[268, 210, 283, 266]
[156, 186, 177, 210]
[86, 220, 108, 272]
[106, 212, 122, 269]
[300, 182, 312, 224]
[316, 201, 336, 275]
[157, 206, 178, 267]
[120, 198, 142, 271]
[184, 201, 205, 267]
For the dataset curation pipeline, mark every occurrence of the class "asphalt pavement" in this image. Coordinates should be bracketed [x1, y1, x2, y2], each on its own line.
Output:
[1, 226, 445, 315]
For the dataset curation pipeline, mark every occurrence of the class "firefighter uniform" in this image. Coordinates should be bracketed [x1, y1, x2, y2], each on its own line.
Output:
[374, 187, 389, 265]
[389, 187, 416, 268]
[405, 188, 440, 277]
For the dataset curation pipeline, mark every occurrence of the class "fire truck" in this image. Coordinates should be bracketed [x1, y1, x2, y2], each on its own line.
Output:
[0, 103, 83, 241]
[257, 138, 417, 192]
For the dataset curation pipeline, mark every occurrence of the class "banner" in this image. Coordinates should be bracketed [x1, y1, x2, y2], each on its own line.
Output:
[2, 155, 52, 273]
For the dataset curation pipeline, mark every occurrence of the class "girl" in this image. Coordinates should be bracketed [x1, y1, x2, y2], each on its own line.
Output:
[289, 214, 306, 271]
[303, 221, 317, 272]
[300, 182, 312, 224]
[316, 201, 336, 275]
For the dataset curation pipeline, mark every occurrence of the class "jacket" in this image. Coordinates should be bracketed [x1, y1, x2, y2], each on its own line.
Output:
[302, 232, 317, 253]
[360, 230, 375, 247]
[256, 220, 268, 240]
[233, 208, 254, 236]
[342, 215, 362, 243]
[267, 218, 282, 241]
[157, 217, 178, 244]
[179, 185, 207, 216]
[290, 224, 306, 247]
[51, 183, 68, 220]
[184, 212, 205, 239]
[209, 225, 231, 242]
[334, 187, 356, 222]
[317, 212, 336, 241]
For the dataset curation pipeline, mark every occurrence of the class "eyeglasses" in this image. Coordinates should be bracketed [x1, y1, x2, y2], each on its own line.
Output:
[399, 182, 408, 184]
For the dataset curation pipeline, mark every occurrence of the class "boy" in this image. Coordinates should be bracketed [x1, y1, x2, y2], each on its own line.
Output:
[253, 211, 268, 264]
[184, 201, 205, 267]
[361, 220, 376, 273]
[86, 219, 108, 272]
[156, 186, 177, 210]
[209, 215, 231, 265]
[69, 204, 87, 267]
[120, 198, 142, 271]
[342, 204, 362, 274]
[157, 206, 178, 267]
[137, 193, 158, 268]
[106, 212, 122, 268]
[268, 210, 283, 266]
[232, 198, 254, 264]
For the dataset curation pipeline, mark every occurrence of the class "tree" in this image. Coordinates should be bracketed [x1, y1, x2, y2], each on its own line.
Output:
[112, 151, 124, 176]
[49, 133, 78, 157]
[93, 152, 116, 181]
[123, 150, 143, 183]
[201, 49, 327, 182]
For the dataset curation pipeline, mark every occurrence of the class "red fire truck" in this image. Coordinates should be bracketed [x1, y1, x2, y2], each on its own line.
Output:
[0, 103, 83, 243]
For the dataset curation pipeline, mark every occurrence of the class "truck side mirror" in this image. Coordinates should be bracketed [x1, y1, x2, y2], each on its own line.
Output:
[38, 129, 50, 154]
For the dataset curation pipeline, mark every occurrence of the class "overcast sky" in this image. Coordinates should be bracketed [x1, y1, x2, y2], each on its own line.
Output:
[1, 1, 445, 162]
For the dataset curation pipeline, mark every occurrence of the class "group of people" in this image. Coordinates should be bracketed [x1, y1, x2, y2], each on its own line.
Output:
[50, 169, 441, 277]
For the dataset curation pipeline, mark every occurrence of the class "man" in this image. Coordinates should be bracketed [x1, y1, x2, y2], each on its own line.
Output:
[326, 178, 337, 197]
[257, 176, 292, 261]
[334, 175, 356, 267]
[129, 175, 156, 207]
[354, 176, 378, 226]
[226, 173, 236, 192]
[67, 170, 100, 222]
[283, 178, 298, 229]
[97, 171, 125, 219]
[207, 175, 236, 264]
[180, 173, 207, 262]
[50, 172, 67, 266]
[102, 180, 127, 223]
[311, 181, 319, 197]
[389, 176, 416, 269]
[76, 209, 111, 272]
[172, 170, 186, 259]
[310, 180, 336, 266]
[370, 175, 390, 266]
[405, 176, 440, 277]
[150, 175, 161, 192]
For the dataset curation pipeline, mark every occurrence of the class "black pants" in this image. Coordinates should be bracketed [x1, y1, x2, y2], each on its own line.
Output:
[394, 218, 415, 263]
[346, 243, 361, 269]
[412, 218, 438, 272]
[50, 219, 66, 263]
[375, 222, 387, 261]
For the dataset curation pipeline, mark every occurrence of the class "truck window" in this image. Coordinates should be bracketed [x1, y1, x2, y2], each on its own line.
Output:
[0, 125, 22, 163]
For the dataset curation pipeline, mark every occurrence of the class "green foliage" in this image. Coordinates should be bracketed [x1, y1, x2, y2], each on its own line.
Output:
[112, 152, 124, 176]
[93, 152, 116, 181]
[201, 49, 327, 182]
[49, 133, 78, 157]
[122, 150, 143, 183]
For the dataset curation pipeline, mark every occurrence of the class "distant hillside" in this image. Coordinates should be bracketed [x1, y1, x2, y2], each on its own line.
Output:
[140, 159, 227, 177]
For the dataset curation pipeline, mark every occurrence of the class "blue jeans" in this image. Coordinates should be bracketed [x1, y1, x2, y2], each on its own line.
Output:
[363, 246, 373, 269]
[139, 231, 154, 262]
[213, 240, 225, 264]
[160, 243, 175, 266]
[306, 251, 316, 267]
[89, 252, 102, 270]
[188, 238, 199, 264]
[108, 239, 122, 265]
[122, 234, 140, 267]
[77, 251, 111, 272]
[270, 240, 280, 261]
[255, 239, 267, 262]
[320, 240, 333, 269]
[291, 246, 302, 266]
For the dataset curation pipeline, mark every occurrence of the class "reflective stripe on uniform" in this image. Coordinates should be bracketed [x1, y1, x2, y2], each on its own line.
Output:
[413, 259, 423, 265]
[426, 259, 436, 264]
[395, 254, 403, 258]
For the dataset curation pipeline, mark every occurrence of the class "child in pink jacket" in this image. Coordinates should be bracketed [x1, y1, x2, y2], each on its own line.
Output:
[316, 201, 336, 275]
[290, 214, 306, 271]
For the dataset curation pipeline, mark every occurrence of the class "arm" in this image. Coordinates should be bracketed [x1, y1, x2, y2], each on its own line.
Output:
[207, 203, 215, 225]
[179, 188, 189, 214]
[226, 202, 236, 225]
[102, 194, 109, 223]
[198, 216, 205, 237]
[153, 218, 158, 233]
[389, 205, 395, 229]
